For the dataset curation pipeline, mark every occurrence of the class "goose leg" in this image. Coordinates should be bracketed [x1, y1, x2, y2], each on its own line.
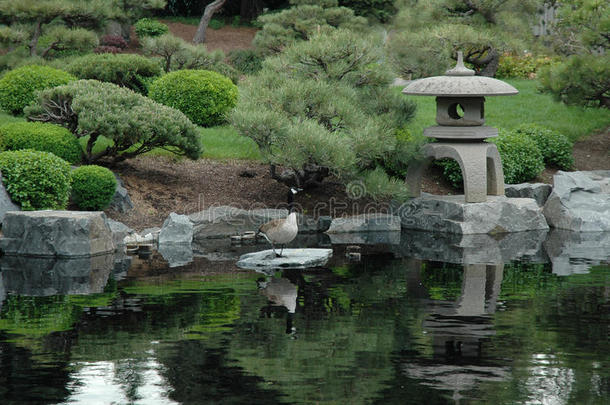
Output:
[278, 245, 285, 258]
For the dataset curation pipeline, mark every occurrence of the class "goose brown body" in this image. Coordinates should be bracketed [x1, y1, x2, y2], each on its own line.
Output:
[258, 212, 298, 245]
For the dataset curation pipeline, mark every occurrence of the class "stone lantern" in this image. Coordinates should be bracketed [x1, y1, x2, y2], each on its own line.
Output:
[403, 52, 518, 203]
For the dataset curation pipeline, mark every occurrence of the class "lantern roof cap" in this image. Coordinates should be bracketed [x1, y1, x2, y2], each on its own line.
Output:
[402, 51, 518, 97]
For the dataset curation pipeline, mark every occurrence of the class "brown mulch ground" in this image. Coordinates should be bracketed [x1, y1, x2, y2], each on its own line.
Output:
[163, 21, 257, 54]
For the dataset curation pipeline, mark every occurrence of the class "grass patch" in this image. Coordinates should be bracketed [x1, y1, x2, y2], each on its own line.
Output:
[402, 79, 610, 142]
[0, 111, 25, 124]
[200, 125, 261, 160]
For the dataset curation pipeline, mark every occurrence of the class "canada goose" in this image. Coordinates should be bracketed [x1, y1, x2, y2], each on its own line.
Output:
[257, 187, 299, 257]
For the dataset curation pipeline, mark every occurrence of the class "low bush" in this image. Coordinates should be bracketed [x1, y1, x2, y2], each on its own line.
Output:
[71, 165, 116, 210]
[438, 130, 545, 187]
[149, 70, 238, 127]
[134, 18, 169, 38]
[538, 54, 610, 108]
[99, 35, 128, 49]
[496, 53, 557, 79]
[24, 80, 202, 163]
[66, 53, 162, 94]
[514, 124, 573, 170]
[0, 65, 76, 115]
[0, 122, 82, 164]
[0, 150, 72, 210]
[227, 49, 263, 74]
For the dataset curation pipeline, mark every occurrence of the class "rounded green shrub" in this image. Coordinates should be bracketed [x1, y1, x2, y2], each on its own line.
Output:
[66, 53, 162, 94]
[0, 150, 72, 210]
[134, 18, 169, 38]
[71, 165, 117, 210]
[514, 124, 573, 170]
[439, 130, 545, 187]
[0, 65, 76, 115]
[149, 70, 238, 126]
[0, 122, 82, 164]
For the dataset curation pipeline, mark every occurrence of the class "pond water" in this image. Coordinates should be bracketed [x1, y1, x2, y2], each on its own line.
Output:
[0, 230, 608, 405]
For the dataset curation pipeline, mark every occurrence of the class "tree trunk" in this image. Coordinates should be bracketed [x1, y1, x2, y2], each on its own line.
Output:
[240, 0, 263, 22]
[193, 0, 227, 44]
[28, 19, 43, 56]
[477, 48, 500, 77]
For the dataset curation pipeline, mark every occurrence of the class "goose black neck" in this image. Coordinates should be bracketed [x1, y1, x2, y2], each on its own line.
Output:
[287, 189, 296, 213]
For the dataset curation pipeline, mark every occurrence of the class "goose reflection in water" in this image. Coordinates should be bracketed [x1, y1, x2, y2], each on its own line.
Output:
[257, 276, 298, 336]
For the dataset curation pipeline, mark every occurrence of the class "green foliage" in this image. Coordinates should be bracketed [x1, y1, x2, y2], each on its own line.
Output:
[339, 0, 397, 22]
[227, 49, 264, 75]
[142, 34, 238, 82]
[538, 54, 610, 108]
[66, 53, 163, 94]
[550, 0, 609, 55]
[37, 26, 98, 58]
[134, 18, 169, 38]
[514, 124, 573, 170]
[71, 165, 117, 210]
[208, 18, 225, 30]
[0, 64, 75, 115]
[231, 30, 416, 197]
[439, 130, 545, 187]
[253, 0, 368, 54]
[0, 149, 72, 210]
[149, 69, 238, 127]
[0, 121, 82, 164]
[24, 79, 202, 163]
[496, 53, 558, 79]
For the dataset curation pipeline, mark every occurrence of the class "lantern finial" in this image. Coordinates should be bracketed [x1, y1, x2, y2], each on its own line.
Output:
[445, 51, 475, 76]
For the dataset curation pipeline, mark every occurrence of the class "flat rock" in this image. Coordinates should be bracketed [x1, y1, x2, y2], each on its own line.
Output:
[159, 212, 193, 244]
[543, 171, 610, 232]
[0, 211, 114, 257]
[236, 248, 333, 271]
[544, 230, 610, 276]
[328, 231, 401, 245]
[505, 183, 552, 207]
[190, 206, 288, 239]
[397, 194, 549, 234]
[0, 176, 19, 224]
[327, 213, 401, 233]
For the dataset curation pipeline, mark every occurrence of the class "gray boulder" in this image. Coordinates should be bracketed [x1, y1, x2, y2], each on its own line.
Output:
[296, 214, 332, 234]
[328, 231, 401, 245]
[397, 194, 549, 234]
[543, 171, 610, 231]
[190, 206, 287, 240]
[159, 212, 193, 244]
[109, 175, 134, 213]
[0, 176, 19, 224]
[326, 213, 401, 233]
[505, 183, 552, 206]
[0, 211, 115, 257]
[237, 248, 333, 272]
[107, 218, 133, 251]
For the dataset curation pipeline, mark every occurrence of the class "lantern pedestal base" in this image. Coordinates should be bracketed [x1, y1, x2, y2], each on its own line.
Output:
[406, 141, 504, 203]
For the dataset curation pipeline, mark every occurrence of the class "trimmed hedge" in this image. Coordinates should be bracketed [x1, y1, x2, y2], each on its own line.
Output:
[439, 130, 545, 187]
[0, 65, 76, 115]
[149, 69, 238, 127]
[71, 165, 117, 210]
[514, 124, 573, 170]
[135, 18, 169, 38]
[0, 122, 82, 164]
[0, 150, 72, 210]
[66, 53, 163, 94]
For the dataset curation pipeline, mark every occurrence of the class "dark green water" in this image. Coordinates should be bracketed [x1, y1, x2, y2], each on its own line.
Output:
[0, 243, 608, 404]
